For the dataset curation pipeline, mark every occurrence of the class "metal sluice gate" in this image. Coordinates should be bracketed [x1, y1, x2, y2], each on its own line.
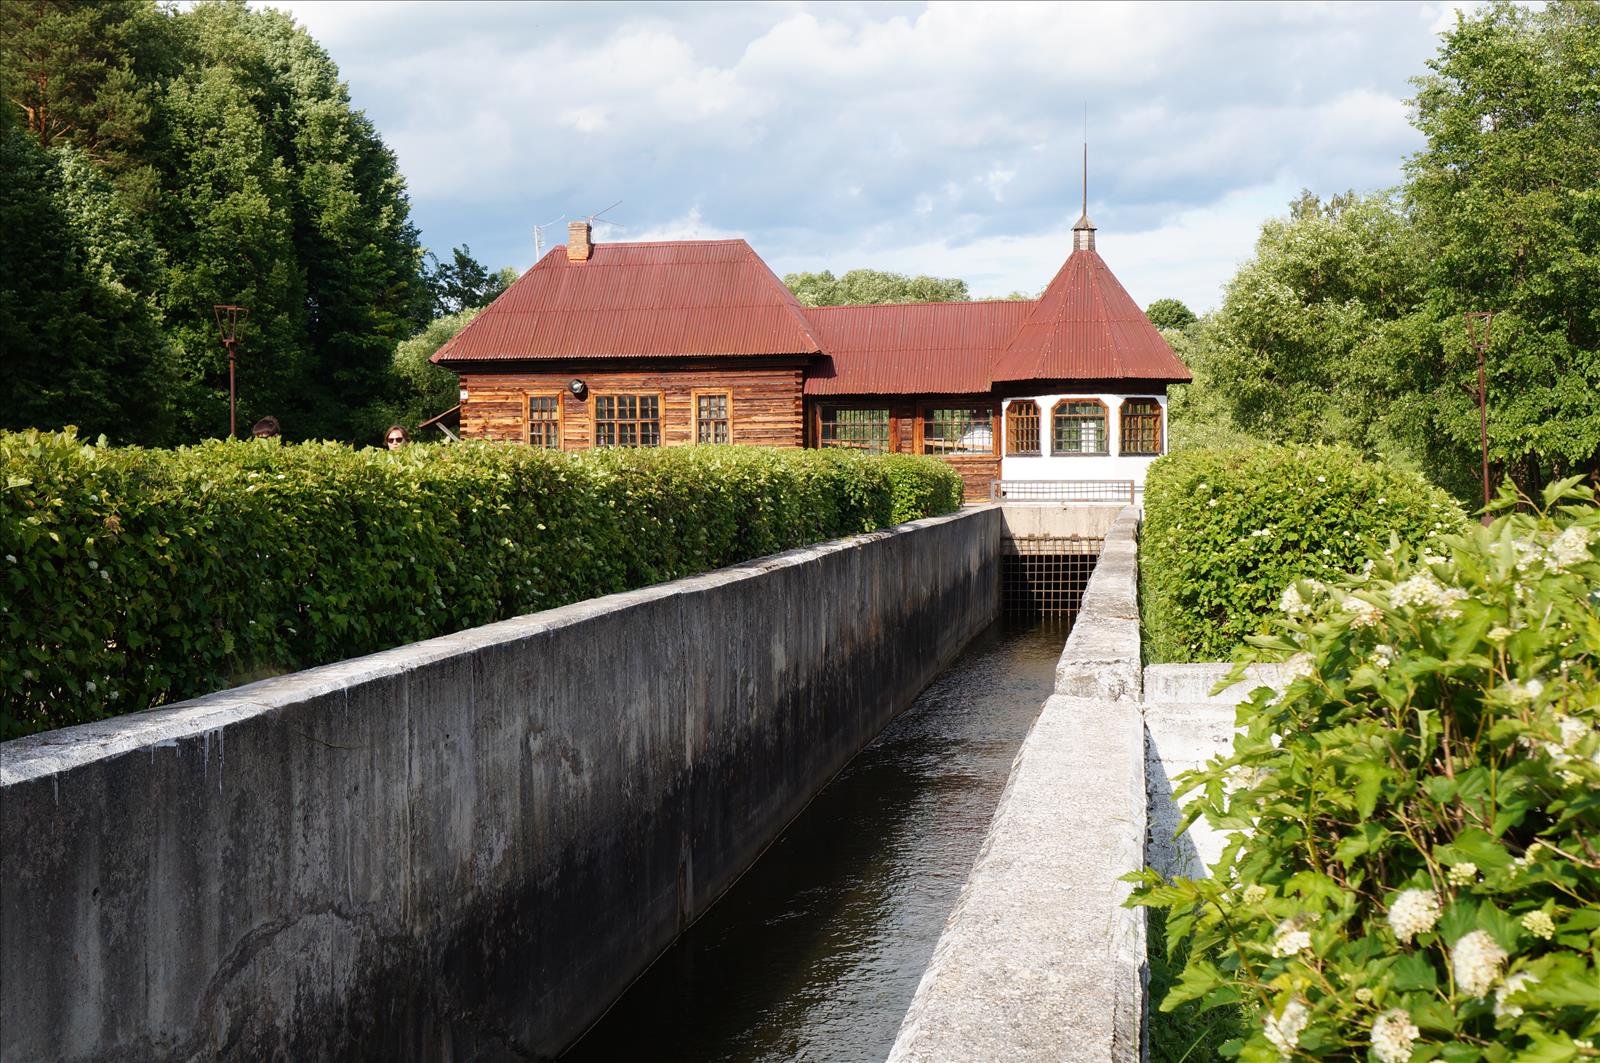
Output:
[1000, 535, 1103, 618]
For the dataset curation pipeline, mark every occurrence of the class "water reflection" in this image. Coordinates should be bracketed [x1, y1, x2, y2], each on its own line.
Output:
[563, 619, 1068, 1062]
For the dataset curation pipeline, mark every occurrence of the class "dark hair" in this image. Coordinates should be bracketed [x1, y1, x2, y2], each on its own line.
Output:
[251, 416, 280, 438]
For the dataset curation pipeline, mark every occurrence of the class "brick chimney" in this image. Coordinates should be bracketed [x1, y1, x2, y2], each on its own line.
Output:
[567, 220, 593, 262]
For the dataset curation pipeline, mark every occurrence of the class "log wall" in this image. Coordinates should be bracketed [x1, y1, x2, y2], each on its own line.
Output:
[458, 362, 806, 449]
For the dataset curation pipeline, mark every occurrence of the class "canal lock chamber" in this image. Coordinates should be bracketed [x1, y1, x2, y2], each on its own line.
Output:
[562, 522, 1106, 1061]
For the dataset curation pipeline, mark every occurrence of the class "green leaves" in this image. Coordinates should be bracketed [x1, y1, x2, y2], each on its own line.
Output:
[0, 431, 961, 738]
[1133, 479, 1600, 1060]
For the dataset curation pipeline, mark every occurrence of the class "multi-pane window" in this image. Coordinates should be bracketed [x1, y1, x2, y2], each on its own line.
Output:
[696, 392, 730, 444]
[528, 395, 560, 449]
[1006, 400, 1041, 456]
[1120, 398, 1163, 455]
[1052, 400, 1108, 454]
[819, 407, 891, 453]
[594, 394, 661, 447]
[922, 408, 993, 455]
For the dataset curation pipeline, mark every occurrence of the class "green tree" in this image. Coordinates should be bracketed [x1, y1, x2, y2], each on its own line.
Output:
[1404, 0, 1600, 493]
[421, 245, 516, 320]
[1145, 298, 1197, 331]
[783, 268, 970, 307]
[1203, 191, 1427, 457]
[389, 308, 479, 430]
[1, 0, 426, 443]
[0, 132, 174, 443]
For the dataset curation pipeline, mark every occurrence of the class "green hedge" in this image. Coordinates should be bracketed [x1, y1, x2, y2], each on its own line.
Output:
[1140, 445, 1465, 662]
[1, 432, 963, 738]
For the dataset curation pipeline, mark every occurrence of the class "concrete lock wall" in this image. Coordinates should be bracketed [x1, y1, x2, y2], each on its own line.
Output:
[890, 505, 1148, 1063]
[0, 508, 1001, 1063]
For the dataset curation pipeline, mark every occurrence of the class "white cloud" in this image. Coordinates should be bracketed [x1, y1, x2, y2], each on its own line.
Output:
[251, 0, 1460, 308]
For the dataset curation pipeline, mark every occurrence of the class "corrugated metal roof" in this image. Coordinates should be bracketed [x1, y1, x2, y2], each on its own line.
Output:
[991, 250, 1192, 383]
[804, 301, 1034, 395]
[433, 240, 824, 363]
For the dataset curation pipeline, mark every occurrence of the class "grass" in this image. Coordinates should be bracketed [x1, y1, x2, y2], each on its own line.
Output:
[1146, 907, 1252, 1061]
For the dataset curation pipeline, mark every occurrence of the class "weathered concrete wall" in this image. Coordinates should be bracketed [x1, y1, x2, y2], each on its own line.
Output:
[1054, 506, 1143, 701]
[1143, 662, 1303, 879]
[889, 504, 1147, 1063]
[0, 509, 1000, 1063]
[998, 502, 1123, 540]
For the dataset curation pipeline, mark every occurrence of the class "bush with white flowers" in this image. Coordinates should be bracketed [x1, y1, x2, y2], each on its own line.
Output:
[1132, 478, 1600, 1061]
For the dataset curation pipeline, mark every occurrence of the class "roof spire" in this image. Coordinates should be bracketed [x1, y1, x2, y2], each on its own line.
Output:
[1073, 118, 1096, 252]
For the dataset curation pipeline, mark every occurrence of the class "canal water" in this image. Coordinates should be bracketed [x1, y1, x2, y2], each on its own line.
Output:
[563, 618, 1068, 1062]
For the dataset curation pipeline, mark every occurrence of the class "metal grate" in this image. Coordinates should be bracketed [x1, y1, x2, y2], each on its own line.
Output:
[1001, 535, 1102, 617]
[990, 480, 1135, 502]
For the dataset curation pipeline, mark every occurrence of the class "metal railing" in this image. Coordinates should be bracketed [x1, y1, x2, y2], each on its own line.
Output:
[989, 479, 1136, 503]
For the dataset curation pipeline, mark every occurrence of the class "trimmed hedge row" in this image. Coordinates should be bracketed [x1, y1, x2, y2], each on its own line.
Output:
[1140, 445, 1466, 662]
[1, 432, 964, 738]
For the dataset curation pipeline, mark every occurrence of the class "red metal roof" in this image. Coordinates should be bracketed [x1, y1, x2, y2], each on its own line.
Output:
[991, 250, 1192, 383]
[804, 301, 1034, 395]
[433, 240, 824, 363]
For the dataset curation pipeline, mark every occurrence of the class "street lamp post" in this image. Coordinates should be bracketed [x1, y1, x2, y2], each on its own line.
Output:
[213, 305, 250, 438]
[1464, 311, 1495, 524]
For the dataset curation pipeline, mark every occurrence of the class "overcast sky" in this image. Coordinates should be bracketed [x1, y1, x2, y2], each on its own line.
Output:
[259, 0, 1474, 312]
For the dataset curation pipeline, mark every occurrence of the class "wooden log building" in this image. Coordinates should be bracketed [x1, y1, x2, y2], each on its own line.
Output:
[435, 214, 1190, 501]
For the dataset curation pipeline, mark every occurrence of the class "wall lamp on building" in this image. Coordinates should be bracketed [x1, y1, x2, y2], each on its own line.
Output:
[568, 378, 588, 401]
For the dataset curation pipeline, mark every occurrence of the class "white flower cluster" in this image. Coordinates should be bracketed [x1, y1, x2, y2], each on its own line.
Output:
[1493, 970, 1538, 1020]
[1342, 595, 1383, 628]
[1387, 888, 1441, 942]
[1521, 910, 1555, 940]
[1548, 525, 1593, 570]
[1280, 584, 1311, 616]
[1388, 572, 1468, 618]
[1372, 643, 1396, 669]
[1452, 930, 1508, 997]
[1242, 884, 1268, 904]
[1447, 862, 1478, 886]
[1370, 1008, 1420, 1063]
[1264, 997, 1311, 1057]
[1271, 916, 1313, 957]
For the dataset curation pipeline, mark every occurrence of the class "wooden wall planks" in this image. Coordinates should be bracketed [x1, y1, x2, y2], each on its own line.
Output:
[459, 362, 806, 449]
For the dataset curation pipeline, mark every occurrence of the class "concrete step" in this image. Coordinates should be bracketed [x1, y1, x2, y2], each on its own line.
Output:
[1142, 661, 1301, 705]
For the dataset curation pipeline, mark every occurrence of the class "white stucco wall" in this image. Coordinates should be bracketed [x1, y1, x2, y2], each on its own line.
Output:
[998, 393, 1167, 493]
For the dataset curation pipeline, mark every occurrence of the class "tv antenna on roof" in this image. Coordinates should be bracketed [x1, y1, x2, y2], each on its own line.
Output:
[586, 200, 628, 236]
[532, 213, 566, 260]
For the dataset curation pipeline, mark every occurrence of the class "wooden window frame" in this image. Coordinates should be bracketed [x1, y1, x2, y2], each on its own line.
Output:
[1005, 400, 1041, 457]
[1050, 398, 1110, 456]
[524, 392, 563, 450]
[1119, 397, 1164, 456]
[916, 403, 998, 458]
[692, 388, 734, 445]
[814, 403, 896, 454]
[592, 391, 665, 448]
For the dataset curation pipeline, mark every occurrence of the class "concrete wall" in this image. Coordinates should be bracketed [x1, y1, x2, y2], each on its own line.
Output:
[0, 509, 1001, 1063]
[1143, 662, 1304, 880]
[889, 505, 1147, 1063]
[998, 501, 1123, 540]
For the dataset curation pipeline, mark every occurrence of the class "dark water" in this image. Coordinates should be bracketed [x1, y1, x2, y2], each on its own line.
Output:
[562, 618, 1068, 1063]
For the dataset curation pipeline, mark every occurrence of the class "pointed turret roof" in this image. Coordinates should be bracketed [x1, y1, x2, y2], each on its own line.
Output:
[990, 248, 1191, 383]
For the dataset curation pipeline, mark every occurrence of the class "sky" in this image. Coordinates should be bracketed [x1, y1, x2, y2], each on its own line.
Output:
[256, 0, 1476, 313]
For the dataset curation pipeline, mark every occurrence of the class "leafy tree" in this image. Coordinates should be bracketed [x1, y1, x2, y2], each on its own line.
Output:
[0, 0, 173, 210]
[0, 131, 174, 443]
[1, 0, 426, 443]
[783, 268, 970, 307]
[1145, 298, 1197, 331]
[389, 308, 480, 430]
[1404, 0, 1600, 493]
[420, 245, 516, 320]
[1202, 191, 1427, 457]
